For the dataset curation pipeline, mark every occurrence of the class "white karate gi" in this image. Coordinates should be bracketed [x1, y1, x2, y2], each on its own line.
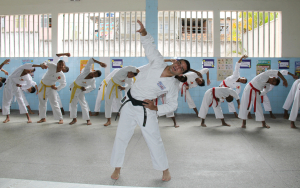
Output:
[94, 69, 135, 113]
[111, 33, 178, 171]
[105, 66, 137, 118]
[283, 79, 300, 111]
[2, 63, 35, 115]
[198, 87, 239, 119]
[181, 69, 209, 109]
[38, 61, 66, 120]
[69, 58, 96, 120]
[289, 82, 300, 121]
[238, 70, 278, 121]
[13, 75, 37, 107]
[219, 62, 242, 112]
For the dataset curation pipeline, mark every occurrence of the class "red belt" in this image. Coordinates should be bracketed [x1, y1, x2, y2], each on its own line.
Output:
[247, 83, 260, 112]
[261, 96, 263, 103]
[222, 80, 229, 88]
[209, 87, 218, 107]
[181, 82, 188, 102]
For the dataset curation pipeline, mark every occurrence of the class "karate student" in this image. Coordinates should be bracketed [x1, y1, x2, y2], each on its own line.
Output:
[2, 61, 47, 123]
[93, 69, 136, 116]
[283, 78, 300, 119]
[110, 20, 190, 182]
[198, 87, 240, 127]
[248, 70, 297, 119]
[238, 70, 288, 129]
[178, 66, 210, 116]
[219, 55, 248, 118]
[0, 59, 9, 113]
[37, 53, 70, 124]
[69, 58, 106, 125]
[104, 66, 139, 126]
[288, 82, 300, 128]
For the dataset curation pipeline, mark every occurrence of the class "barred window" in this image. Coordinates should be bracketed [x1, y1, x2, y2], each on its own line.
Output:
[0, 14, 52, 57]
[158, 11, 214, 57]
[220, 11, 282, 57]
[58, 11, 146, 57]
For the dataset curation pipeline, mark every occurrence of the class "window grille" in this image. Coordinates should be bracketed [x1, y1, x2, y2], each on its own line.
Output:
[0, 14, 52, 57]
[58, 11, 146, 57]
[158, 11, 214, 57]
[220, 11, 281, 57]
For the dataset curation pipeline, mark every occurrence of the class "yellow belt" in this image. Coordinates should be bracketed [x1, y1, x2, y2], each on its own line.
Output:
[133, 77, 136, 83]
[39, 80, 52, 100]
[109, 78, 120, 99]
[101, 79, 108, 100]
[70, 82, 81, 103]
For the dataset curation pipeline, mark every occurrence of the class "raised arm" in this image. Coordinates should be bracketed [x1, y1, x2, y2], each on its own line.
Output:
[277, 71, 288, 87]
[137, 20, 164, 66]
[92, 58, 107, 68]
[238, 55, 248, 63]
[56, 53, 71, 57]
[0, 59, 10, 70]
[32, 63, 48, 69]
[189, 69, 203, 78]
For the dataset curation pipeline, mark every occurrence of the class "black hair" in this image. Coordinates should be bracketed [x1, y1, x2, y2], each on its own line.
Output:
[226, 95, 234, 102]
[1, 77, 6, 83]
[64, 66, 69, 73]
[133, 72, 138, 76]
[58, 60, 65, 66]
[175, 75, 187, 83]
[32, 68, 36, 72]
[30, 86, 36, 93]
[178, 59, 190, 74]
[275, 78, 280, 86]
[95, 70, 102, 77]
[244, 78, 248, 83]
[198, 79, 205, 87]
[0, 82, 2, 88]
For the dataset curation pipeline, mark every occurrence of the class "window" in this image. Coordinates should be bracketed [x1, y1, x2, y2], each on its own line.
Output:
[158, 11, 213, 57]
[0, 14, 52, 57]
[58, 11, 146, 57]
[220, 11, 282, 57]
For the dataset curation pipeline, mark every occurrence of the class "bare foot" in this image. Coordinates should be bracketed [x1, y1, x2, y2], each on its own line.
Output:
[162, 169, 171, 181]
[58, 119, 63, 124]
[174, 124, 179, 128]
[111, 168, 121, 180]
[222, 123, 231, 126]
[262, 124, 270, 129]
[27, 119, 32, 123]
[291, 122, 297, 129]
[234, 112, 239, 118]
[241, 124, 246, 128]
[29, 111, 35, 114]
[104, 121, 111, 126]
[270, 114, 276, 119]
[69, 119, 77, 125]
[248, 113, 253, 119]
[89, 111, 92, 116]
[283, 113, 289, 119]
[3, 118, 10, 123]
[91, 112, 99, 116]
[201, 123, 207, 127]
[37, 118, 46, 123]
[87, 120, 92, 125]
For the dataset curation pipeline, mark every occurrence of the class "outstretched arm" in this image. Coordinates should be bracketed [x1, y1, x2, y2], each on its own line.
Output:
[189, 69, 203, 78]
[92, 58, 107, 68]
[238, 55, 248, 63]
[1, 69, 8, 75]
[56, 53, 71, 57]
[206, 70, 210, 85]
[287, 72, 298, 80]
[136, 20, 147, 36]
[32, 63, 48, 69]
[277, 71, 288, 87]
[0, 59, 10, 70]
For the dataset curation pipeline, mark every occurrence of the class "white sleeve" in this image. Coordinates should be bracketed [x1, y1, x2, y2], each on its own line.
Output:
[232, 62, 241, 77]
[200, 68, 209, 75]
[280, 70, 288, 76]
[228, 88, 239, 100]
[260, 84, 271, 95]
[157, 82, 178, 116]
[56, 74, 67, 91]
[82, 58, 94, 76]
[85, 79, 96, 93]
[140, 34, 164, 67]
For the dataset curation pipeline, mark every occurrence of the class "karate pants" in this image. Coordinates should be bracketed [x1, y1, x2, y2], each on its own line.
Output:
[111, 102, 169, 171]
[283, 80, 300, 110]
[238, 84, 265, 121]
[227, 101, 236, 112]
[94, 82, 105, 112]
[2, 86, 27, 115]
[248, 94, 272, 112]
[105, 81, 122, 118]
[183, 90, 196, 109]
[70, 91, 90, 120]
[198, 91, 224, 119]
[38, 84, 63, 120]
[57, 93, 63, 108]
[289, 88, 300, 121]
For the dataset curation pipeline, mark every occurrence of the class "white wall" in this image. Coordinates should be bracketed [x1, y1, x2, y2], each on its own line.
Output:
[0, 0, 299, 57]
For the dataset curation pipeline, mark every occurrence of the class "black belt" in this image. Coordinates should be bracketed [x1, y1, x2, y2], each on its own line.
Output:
[115, 89, 148, 127]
